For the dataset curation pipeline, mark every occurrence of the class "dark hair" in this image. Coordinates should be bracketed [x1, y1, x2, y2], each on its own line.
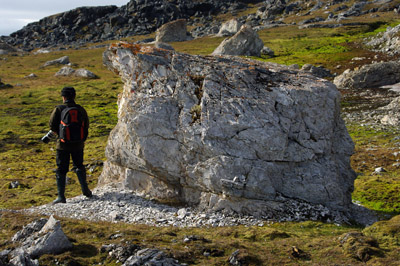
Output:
[61, 87, 76, 99]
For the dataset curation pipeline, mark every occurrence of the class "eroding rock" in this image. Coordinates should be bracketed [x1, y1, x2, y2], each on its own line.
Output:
[334, 61, 400, 89]
[155, 19, 191, 43]
[212, 25, 264, 57]
[101, 43, 356, 220]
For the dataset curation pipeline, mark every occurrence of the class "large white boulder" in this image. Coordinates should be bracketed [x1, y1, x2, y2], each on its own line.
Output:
[101, 43, 356, 219]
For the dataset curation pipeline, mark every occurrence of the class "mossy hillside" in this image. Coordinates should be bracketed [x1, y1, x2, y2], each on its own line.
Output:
[2, 211, 400, 266]
[0, 46, 122, 209]
[1, 11, 400, 265]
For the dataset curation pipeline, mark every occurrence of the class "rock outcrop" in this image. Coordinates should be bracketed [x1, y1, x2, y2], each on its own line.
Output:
[334, 61, 400, 89]
[155, 19, 191, 43]
[101, 43, 356, 219]
[212, 25, 264, 57]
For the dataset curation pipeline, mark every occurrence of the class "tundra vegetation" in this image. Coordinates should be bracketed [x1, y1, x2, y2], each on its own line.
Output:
[1, 1, 400, 265]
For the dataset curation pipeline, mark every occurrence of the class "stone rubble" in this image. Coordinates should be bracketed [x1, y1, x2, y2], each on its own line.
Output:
[26, 183, 370, 227]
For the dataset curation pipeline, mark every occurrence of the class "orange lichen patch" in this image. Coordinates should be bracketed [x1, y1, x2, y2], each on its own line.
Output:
[110, 41, 142, 54]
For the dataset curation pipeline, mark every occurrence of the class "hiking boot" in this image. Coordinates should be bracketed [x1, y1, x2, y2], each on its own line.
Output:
[76, 168, 92, 198]
[53, 174, 66, 204]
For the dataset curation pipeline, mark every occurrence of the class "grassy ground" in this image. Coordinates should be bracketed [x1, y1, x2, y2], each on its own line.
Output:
[1, 6, 400, 265]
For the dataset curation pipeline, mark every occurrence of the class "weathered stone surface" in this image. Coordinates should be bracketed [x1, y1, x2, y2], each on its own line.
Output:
[334, 61, 400, 89]
[101, 43, 356, 219]
[43, 56, 70, 67]
[217, 19, 242, 37]
[212, 25, 264, 57]
[155, 19, 190, 43]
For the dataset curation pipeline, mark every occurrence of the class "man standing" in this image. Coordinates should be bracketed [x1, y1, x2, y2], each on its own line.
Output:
[49, 86, 92, 204]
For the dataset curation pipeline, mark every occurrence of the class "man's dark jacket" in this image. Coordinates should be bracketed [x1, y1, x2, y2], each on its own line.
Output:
[49, 100, 89, 151]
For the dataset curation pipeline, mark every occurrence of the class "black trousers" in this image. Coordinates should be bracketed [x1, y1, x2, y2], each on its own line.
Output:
[56, 149, 85, 176]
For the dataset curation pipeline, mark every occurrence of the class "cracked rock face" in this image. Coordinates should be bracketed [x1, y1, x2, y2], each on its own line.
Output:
[101, 43, 356, 217]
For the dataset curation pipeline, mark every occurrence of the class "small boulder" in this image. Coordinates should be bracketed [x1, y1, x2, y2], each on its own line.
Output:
[11, 216, 72, 259]
[55, 66, 98, 79]
[334, 61, 400, 89]
[217, 19, 242, 37]
[24, 73, 37, 79]
[212, 25, 264, 57]
[123, 248, 182, 266]
[261, 46, 275, 57]
[55, 66, 75, 77]
[155, 19, 191, 43]
[74, 68, 98, 79]
[301, 64, 333, 78]
[43, 56, 70, 67]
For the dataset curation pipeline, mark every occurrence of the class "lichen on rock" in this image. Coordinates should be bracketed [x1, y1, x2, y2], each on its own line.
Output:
[101, 43, 358, 221]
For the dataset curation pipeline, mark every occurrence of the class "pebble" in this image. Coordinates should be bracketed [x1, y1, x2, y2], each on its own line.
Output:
[26, 184, 266, 228]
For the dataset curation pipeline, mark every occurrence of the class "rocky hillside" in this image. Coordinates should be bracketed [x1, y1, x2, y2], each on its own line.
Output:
[1, 0, 399, 50]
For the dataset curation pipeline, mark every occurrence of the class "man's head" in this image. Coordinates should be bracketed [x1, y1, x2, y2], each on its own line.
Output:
[61, 86, 76, 102]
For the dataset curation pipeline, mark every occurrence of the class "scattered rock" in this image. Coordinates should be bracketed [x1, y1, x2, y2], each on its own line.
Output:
[334, 61, 400, 89]
[212, 25, 264, 56]
[155, 19, 191, 43]
[217, 18, 242, 37]
[100, 242, 140, 263]
[43, 56, 70, 67]
[373, 167, 386, 174]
